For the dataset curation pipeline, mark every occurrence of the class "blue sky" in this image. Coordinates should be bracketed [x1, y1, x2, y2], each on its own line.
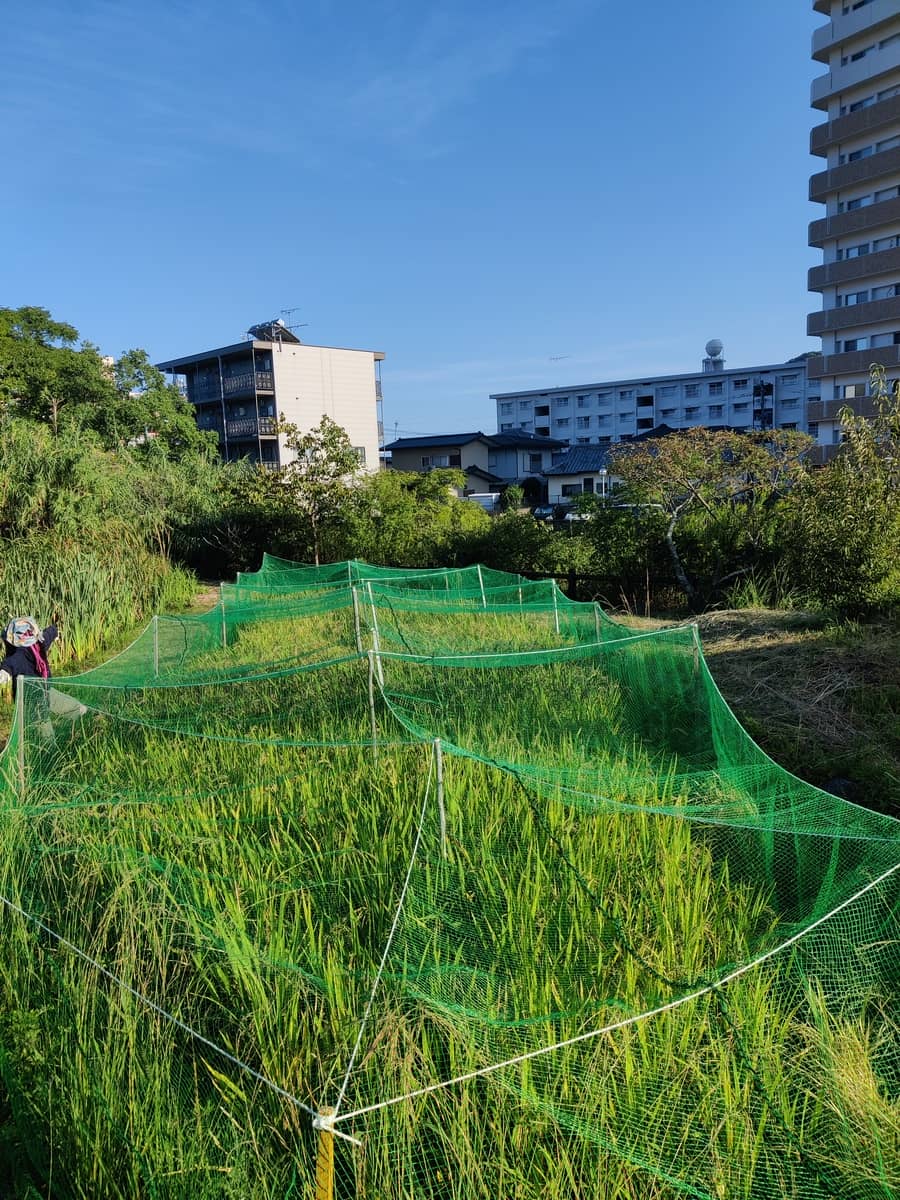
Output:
[2, 1, 820, 436]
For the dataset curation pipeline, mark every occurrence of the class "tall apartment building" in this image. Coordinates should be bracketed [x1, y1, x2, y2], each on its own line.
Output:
[156, 320, 384, 472]
[492, 342, 818, 450]
[808, 0, 900, 456]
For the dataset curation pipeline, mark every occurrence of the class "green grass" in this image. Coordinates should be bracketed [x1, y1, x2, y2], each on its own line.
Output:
[0, 589, 895, 1198]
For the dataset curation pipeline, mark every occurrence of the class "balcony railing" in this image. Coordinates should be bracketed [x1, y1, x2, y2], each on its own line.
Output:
[188, 370, 274, 404]
[225, 416, 279, 439]
[223, 370, 274, 396]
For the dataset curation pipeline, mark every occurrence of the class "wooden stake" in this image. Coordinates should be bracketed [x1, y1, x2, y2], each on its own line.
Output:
[315, 1107, 336, 1200]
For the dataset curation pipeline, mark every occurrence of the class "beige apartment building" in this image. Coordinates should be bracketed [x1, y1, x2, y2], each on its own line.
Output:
[157, 320, 384, 472]
[808, 0, 900, 456]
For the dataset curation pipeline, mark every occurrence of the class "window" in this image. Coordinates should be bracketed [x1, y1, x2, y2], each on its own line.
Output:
[597, 436, 612, 445]
[576, 395, 591, 408]
[808, 422, 819, 438]
[732, 378, 748, 388]
[576, 415, 591, 429]
[872, 239, 900, 254]
[499, 401, 513, 414]
[685, 406, 700, 417]
[840, 290, 870, 306]
[561, 484, 582, 497]
[875, 185, 900, 202]
[877, 85, 900, 103]
[708, 382, 723, 395]
[840, 242, 871, 260]
[842, 0, 875, 11]
[780, 374, 798, 385]
[658, 385, 676, 397]
[879, 32, 900, 51]
[838, 194, 872, 212]
[551, 451, 566, 465]
[528, 453, 542, 472]
[840, 383, 866, 399]
[519, 400, 531, 410]
[556, 396, 569, 407]
[685, 383, 700, 398]
[870, 333, 895, 347]
[534, 404, 550, 416]
[353, 446, 367, 465]
[576, 437, 590, 445]
[596, 391, 612, 402]
[841, 45, 874, 66]
[488, 454, 497, 468]
[876, 134, 900, 153]
[842, 337, 868, 351]
[555, 416, 570, 427]
[843, 95, 875, 114]
[734, 401, 750, 411]
[840, 145, 873, 165]
[660, 407, 678, 417]
[618, 389, 634, 401]
[618, 411, 633, 420]
[781, 423, 797, 431]
[709, 404, 723, 417]
[421, 454, 453, 468]
[500, 422, 513, 431]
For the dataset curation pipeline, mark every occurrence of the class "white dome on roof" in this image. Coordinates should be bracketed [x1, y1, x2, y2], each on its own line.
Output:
[705, 339, 724, 358]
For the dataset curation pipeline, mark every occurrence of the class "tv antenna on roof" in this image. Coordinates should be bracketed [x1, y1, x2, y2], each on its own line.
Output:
[280, 307, 309, 333]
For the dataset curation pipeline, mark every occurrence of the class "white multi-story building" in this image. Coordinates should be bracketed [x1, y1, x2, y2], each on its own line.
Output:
[492, 342, 818, 451]
[157, 320, 384, 472]
[808, 0, 900, 457]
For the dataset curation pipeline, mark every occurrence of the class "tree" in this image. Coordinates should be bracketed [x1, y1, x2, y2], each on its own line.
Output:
[277, 415, 364, 565]
[0, 306, 114, 434]
[350, 468, 490, 567]
[107, 349, 218, 460]
[609, 427, 811, 611]
[782, 366, 900, 613]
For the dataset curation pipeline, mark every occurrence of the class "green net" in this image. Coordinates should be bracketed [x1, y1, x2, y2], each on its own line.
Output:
[0, 558, 897, 1199]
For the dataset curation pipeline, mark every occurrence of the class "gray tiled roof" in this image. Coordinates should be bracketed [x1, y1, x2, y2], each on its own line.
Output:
[486, 430, 567, 448]
[382, 432, 486, 450]
[544, 446, 611, 475]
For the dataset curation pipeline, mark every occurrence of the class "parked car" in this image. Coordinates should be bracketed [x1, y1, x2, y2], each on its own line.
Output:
[563, 509, 592, 522]
[532, 505, 556, 522]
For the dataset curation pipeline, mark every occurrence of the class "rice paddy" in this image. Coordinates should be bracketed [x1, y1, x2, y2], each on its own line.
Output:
[0, 562, 897, 1198]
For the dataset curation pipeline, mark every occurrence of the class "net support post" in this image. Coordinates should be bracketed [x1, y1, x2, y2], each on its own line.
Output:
[16, 686, 25, 797]
[434, 738, 447, 859]
[366, 583, 384, 688]
[153, 614, 160, 677]
[594, 603, 601, 641]
[220, 600, 228, 649]
[690, 622, 700, 676]
[315, 1106, 336, 1200]
[476, 564, 487, 609]
[367, 651, 379, 763]
[351, 586, 363, 654]
[518, 585, 523, 610]
[552, 584, 560, 634]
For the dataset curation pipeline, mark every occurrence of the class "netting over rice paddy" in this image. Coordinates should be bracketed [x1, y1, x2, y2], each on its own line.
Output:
[0, 559, 897, 1199]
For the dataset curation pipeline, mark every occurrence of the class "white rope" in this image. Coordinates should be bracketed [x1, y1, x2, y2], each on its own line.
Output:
[0, 893, 319, 1120]
[332, 856, 900, 1125]
[331, 750, 435, 1120]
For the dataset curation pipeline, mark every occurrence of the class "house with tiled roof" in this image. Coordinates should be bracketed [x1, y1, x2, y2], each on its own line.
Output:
[383, 429, 566, 500]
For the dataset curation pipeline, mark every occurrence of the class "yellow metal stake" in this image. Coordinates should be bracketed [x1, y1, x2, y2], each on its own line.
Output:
[315, 1107, 336, 1200]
